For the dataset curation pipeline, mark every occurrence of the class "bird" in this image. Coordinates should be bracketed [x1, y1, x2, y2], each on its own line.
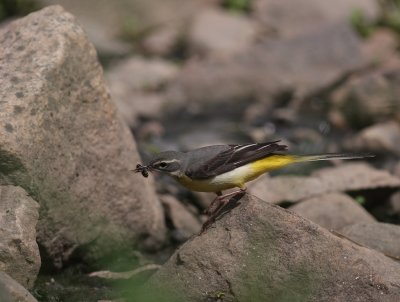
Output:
[134, 141, 372, 217]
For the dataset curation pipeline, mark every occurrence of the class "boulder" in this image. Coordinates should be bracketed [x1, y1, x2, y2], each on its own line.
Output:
[0, 6, 165, 266]
[145, 194, 400, 302]
[0, 186, 40, 289]
[339, 223, 400, 259]
[290, 193, 376, 231]
[0, 272, 37, 302]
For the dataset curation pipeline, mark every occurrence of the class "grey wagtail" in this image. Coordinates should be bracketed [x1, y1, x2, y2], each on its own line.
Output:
[135, 141, 372, 216]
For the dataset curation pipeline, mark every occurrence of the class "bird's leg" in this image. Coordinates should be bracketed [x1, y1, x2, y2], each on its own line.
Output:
[201, 188, 247, 233]
[204, 191, 223, 216]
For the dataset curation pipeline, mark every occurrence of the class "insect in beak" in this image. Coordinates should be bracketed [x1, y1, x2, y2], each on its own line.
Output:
[133, 164, 149, 178]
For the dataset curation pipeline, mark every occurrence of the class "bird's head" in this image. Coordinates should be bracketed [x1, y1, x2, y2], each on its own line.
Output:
[135, 151, 184, 178]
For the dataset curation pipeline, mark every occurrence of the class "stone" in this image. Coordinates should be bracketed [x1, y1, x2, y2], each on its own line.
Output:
[290, 193, 376, 231]
[249, 163, 400, 204]
[361, 29, 398, 65]
[330, 64, 400, 128]
[145, 194, 400, 301]
[167, 23, 364, 106]
[188, 8, 257, 57]
[345, 121, 400, 155]
[160, 195, 201, 238]
[389, 190, 400, 216]
[0, 186, 40, 289]
[253, 0, 379, 38]
[339, 223, 400, 259]
[0, 272, 37, 302]
[141, 25, 181, 57]
[106, 56, 179, 126]
[0, 6, 165, 266]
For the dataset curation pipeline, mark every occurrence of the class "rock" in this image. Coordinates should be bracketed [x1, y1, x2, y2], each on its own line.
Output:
[145, 194, 400, 301]
[167, 23, 364, 105]
[0, 6, 165, 266]
[330, 64, 400, 128]
[0, 272, 37, 302]
[290, 193, 376, 231]
[188, 8, 257, 57]
[389, 191, 400, 216]
[141, 25, 181, 57]
[345, 121, 400, 155]
[339, 223, 400, 259]
[249, 163, 400, 204]
[253, 0, 379, 38]
[361, 29, 398, 65]
[0, 186, 40, 289]
[160, 195, 201, 239]
[106, 56, 179, 126]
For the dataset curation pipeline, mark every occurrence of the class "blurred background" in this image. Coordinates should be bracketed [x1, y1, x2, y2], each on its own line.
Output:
[2, 0, 400, 301]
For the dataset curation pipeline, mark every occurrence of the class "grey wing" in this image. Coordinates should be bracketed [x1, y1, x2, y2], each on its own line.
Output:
[185, 141, 288, 180]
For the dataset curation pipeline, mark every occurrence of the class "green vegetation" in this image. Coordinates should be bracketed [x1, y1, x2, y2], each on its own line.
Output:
[222, 0, 251, 14]
[0, 0, 37, 22]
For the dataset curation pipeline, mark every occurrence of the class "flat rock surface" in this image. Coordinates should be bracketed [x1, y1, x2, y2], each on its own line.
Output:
[339, 223, 400, 260]
[0, 272, 37, 302]
[146, 194, 400, 302]
[290, 193, 376, 231]
[0, 186, 40, 289]
[249, 163, 400, 204]
[0, 6, 165, 266]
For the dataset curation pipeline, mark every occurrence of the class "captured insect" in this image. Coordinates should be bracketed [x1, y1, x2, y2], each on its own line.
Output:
[134, 164, 149, 178]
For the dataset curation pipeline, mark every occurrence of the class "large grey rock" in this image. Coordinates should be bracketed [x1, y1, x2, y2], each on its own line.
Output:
[146, 194, 400, 301]
[0, 272, 37, 302]
[253, 0, 379, 38]
[290, 193, 376, 231]
[339, 223, 400, 260]
[167, 23, 364, 106]
[0, 186, 40, 289]
[0, 6, 165, 266]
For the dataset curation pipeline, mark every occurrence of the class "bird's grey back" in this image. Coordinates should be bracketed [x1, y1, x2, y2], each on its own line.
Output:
[182, 145, 230, 172]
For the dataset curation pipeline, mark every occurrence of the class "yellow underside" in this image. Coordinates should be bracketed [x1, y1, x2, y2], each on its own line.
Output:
[177, 155, 299, 193]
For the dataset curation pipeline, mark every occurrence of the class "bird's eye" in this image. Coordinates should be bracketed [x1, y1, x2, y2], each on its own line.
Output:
[159, 162, 167, 168]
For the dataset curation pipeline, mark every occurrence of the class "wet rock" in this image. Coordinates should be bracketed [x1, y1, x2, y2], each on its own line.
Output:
[330, 65, 400, 128]
[188, 8, 257, 57]
[290, 193, 376, 231]
[160, 195, 201, 239]
[0, 186, 40, 289]
[145, 194, 400, 301]
[0, 272, 37, 302]
[345, 121, 400, 155]
[0, 6, 165, 266]
[107, 56, 179, 127]
[253, 0, 379, 38]
[249, 163, 400, 204]
[339, 223, 400, 259]
[167, 23, 364, 105]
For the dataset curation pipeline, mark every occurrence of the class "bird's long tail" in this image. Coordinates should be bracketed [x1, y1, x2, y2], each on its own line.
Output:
[296, 153, 375, 163]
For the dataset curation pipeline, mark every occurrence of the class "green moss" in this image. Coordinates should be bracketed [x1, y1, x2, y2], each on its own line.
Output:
[0, 0, 38, 22]
[222, 0, 251, 14]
